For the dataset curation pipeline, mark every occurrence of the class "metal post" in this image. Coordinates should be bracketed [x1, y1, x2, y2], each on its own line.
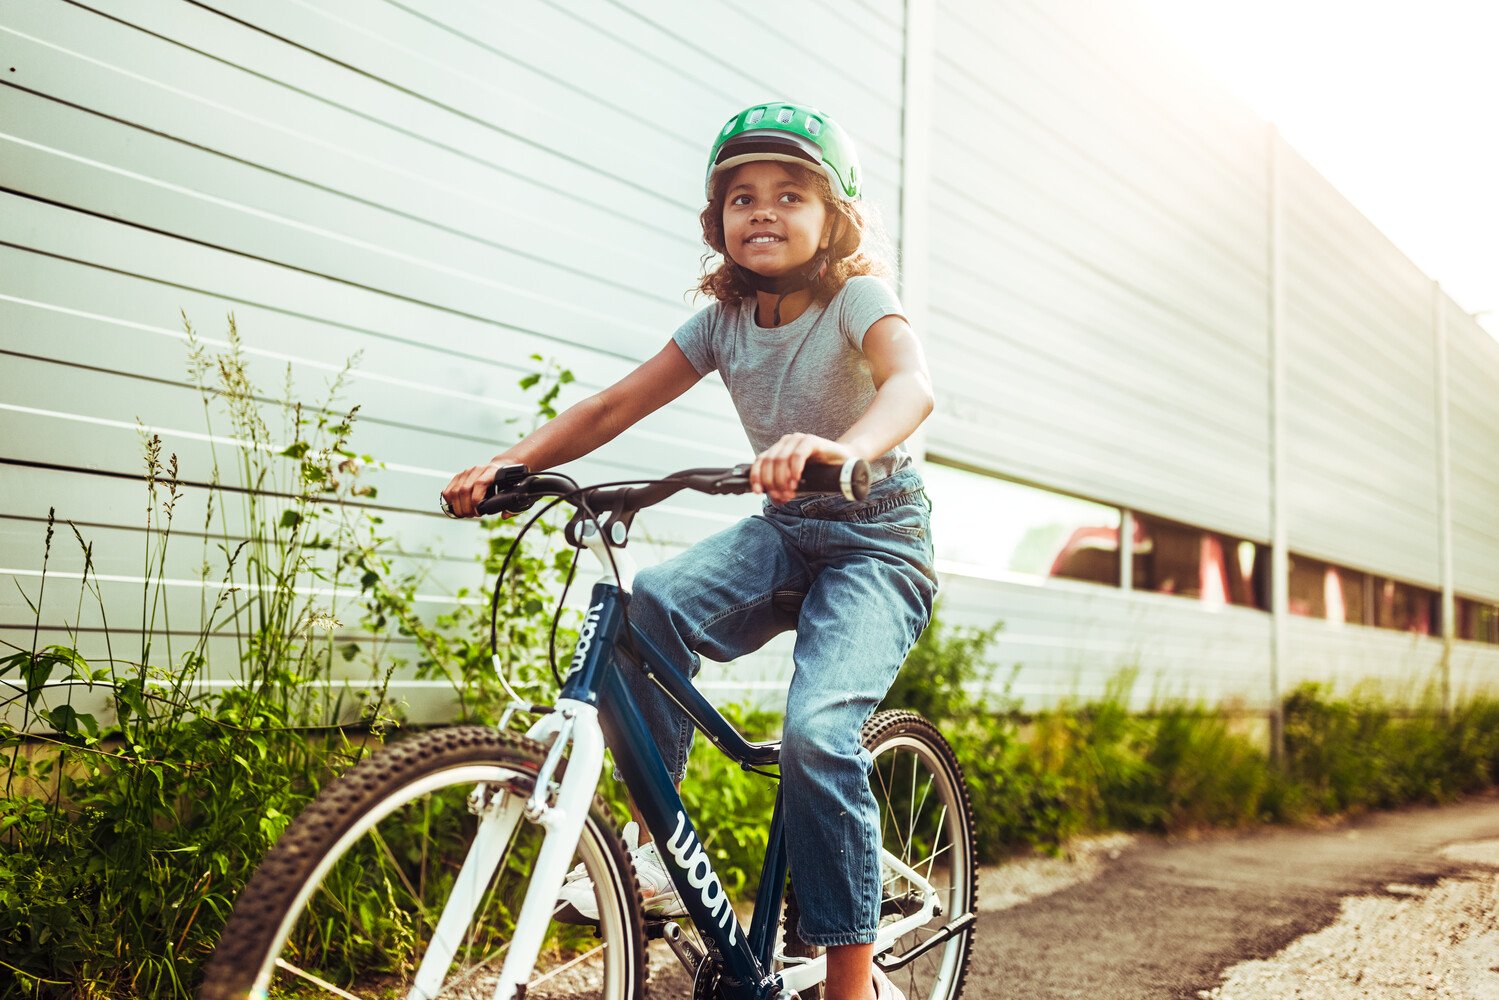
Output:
[1266, 126, 1288, 765]
[1434, 284, 1454, 715]
[899, 0, 934, 468]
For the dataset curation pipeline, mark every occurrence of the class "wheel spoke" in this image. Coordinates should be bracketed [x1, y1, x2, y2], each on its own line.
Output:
[906, 750, 919, 861]
[921, 807, 950, 883]
[853, 719, 976, 1000]
[527, 942, 608, 989]
[910, 772, 937, 845]
[205, 732, 645, 1000]
[274, 957, 366, 999]
[877, 756, 911, 857]
[874, 756, 903, 854]
[439, 942, 511, 995]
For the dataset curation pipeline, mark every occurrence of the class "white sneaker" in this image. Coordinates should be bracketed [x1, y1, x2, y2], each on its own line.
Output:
[873, 965, 907, 1000]
[556, 822, 687, 923]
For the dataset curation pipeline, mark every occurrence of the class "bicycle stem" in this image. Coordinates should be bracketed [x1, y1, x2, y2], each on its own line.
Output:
[577, 516, 637, 592]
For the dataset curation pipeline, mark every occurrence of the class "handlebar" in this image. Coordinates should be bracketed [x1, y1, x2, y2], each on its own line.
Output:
[474, 457, 871, 518]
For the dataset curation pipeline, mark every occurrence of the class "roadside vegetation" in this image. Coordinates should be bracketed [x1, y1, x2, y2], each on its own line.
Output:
[890, 620, 1499, 861]
[3, 323, 1497, 996]
[0, 320, 578, 997]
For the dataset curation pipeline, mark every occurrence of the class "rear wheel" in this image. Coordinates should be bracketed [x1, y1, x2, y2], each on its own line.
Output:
[200, 726, 646, 1000]
[864, 710, 976, 1000]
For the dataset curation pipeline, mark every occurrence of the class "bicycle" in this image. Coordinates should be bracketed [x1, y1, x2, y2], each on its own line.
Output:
[201, 458, 976, 1000]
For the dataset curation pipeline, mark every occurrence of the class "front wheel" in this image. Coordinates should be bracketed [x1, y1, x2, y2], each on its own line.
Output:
[200, 726, 646, 1000]
[865, 710, 977, 1000]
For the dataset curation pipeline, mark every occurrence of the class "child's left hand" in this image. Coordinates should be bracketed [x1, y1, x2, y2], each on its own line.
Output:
[750, 434, 860, 505]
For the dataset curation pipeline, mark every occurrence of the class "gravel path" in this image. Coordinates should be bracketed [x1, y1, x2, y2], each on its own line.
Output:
[966, 792, 1499, 1000]
[1199, 839, 1499, 999]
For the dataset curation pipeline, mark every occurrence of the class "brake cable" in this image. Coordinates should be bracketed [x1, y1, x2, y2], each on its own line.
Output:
[487, 493, 572, 697]
[487, 474, 708, 698]
[485, 468, 784, 782]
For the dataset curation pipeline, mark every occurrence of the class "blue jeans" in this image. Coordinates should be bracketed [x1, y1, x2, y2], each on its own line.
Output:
[621, 467, 938, 946]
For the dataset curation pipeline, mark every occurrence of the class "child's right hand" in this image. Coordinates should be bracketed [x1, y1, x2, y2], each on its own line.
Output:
[441, 458, 515, 519]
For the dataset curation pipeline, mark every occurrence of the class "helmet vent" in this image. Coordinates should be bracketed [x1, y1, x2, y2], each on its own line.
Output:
[805, 117, 822, 135]
[776, 107, 794, 124]
[747, 107, 766, 125]
[722, 118, 737, 136]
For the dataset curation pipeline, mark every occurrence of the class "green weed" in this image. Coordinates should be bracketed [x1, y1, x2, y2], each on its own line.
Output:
[0, 321, 574, 998]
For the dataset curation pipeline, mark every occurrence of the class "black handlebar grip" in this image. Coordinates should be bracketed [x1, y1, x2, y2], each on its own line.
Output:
[474, 463, 535, 516]
[475, 491, 533, 517]
[798, 458, 871, 501]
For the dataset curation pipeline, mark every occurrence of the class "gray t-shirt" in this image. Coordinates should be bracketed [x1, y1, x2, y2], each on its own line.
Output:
[672, 275, 912, 484]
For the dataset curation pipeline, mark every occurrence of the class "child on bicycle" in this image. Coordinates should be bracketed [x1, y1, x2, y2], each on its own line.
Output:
[442, 101, 937, 1000]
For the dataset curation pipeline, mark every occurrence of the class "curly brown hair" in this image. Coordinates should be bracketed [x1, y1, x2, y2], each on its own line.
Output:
[695, 162, 894, 305]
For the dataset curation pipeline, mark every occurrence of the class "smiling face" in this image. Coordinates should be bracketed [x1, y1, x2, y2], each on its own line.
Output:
[721, 161, 832, 278]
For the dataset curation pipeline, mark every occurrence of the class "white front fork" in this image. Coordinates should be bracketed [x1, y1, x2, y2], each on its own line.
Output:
[407, 788, 526, 999]
[489, 701, 606, 1000]
[409, 520, 627, 1000]
[403, 700, 606, 1000]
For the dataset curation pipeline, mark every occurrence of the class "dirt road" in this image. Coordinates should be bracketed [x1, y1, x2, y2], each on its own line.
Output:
[967, 792, 1499, 999]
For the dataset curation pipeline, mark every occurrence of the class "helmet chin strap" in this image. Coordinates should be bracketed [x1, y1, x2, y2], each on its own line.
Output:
[733, 254, 829, 326]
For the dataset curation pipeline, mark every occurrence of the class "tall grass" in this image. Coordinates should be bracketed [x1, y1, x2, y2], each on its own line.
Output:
[1, 320, 385, 997]
[0, 320, 575, 997]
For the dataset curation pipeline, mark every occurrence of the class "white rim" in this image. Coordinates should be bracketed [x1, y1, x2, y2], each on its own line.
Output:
[248, 762, 638, 999]
[869, 732, 973, 999]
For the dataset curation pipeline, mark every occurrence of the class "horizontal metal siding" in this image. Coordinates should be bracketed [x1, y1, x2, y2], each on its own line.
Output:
[1451, 642, 1499, 699]
[935, 573, 1274, 711]
[1284, 617, 1444, 695]
[0, 1, 905, 700]
[925, 0, 1272, 541]
[1279, 148, 1442, 585]
[1445, 301, 1499, 600]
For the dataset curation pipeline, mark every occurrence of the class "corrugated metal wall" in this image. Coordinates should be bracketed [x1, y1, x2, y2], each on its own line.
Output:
[920, 0, 1498, 706]
[1446, 300, 1499, 599]
[925, 0, 1272, 543]
[4, 0, 1497, 717]
[1280, 149, 1442, 587]
[0, 0, 905, 713]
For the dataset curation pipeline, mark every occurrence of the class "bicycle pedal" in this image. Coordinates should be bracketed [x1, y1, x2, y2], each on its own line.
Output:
[553, 901, 601, 931]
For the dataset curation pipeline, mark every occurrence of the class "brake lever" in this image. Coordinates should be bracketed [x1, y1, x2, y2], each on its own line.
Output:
[492, 463, 529, 490]
[474, 464, 535, 516]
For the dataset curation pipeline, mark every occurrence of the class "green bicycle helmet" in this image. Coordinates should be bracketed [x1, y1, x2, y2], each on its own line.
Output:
[706, 101, 862, 202]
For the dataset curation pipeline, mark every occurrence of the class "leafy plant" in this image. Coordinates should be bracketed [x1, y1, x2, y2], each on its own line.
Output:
[0, 319, 576, 997]
[879, 607, 1001, 721]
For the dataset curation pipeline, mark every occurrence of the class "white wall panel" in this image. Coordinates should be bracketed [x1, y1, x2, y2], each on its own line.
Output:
[1451, 642, 1499, 699]
[1, 1, 906, 706]
[1280, 148, 1442, 585]
[1284, 617, 1444, 696]
[934, 573, 1274, 711]
[926, 0, 1272, 542]
[1445, 300, 1499, 601]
